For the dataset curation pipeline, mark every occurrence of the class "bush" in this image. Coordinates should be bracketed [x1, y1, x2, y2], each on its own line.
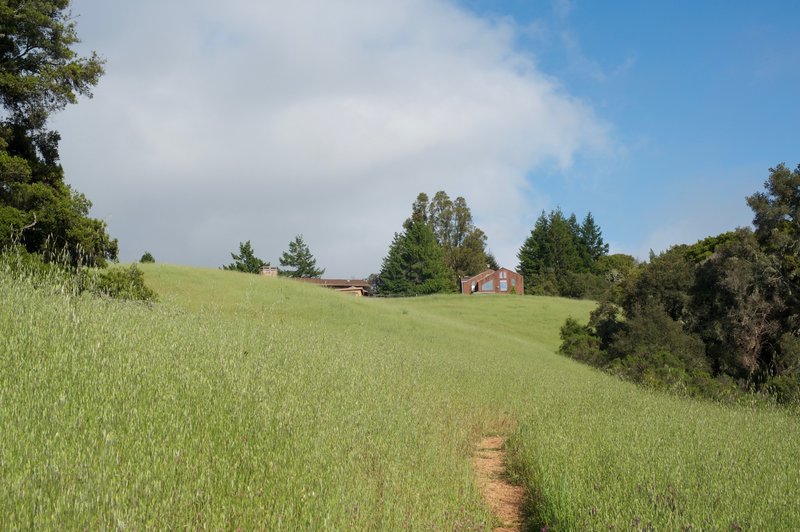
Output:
[90, 265, 158, 302]
[140, 251, 155, 263]
[559, 317, 605, 365]
[2, 246, 158, 303]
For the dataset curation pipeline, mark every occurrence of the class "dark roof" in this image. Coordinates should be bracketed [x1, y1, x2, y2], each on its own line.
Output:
[295, 278, 371, 289]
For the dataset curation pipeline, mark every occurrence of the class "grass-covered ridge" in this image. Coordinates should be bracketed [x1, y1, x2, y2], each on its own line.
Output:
[1, 264, 798, 529]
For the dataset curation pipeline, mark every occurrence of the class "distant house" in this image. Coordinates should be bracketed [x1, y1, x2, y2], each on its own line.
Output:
[259, 265, 279, 277]
[296, 278, 372, 297]
[460, 268, 523, 295]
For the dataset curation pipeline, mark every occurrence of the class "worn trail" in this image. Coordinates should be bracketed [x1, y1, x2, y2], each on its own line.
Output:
[473, 436, 526, 532]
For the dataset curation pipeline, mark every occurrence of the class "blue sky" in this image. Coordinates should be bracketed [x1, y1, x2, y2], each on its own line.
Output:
[53, 0, 800, 275]
[459, 0, 800, 257]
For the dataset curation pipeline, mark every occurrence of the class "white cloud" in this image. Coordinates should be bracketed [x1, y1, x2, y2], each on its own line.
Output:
[54, 0, 610, 276]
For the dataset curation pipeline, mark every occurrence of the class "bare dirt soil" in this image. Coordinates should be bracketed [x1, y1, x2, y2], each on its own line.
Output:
[473, 436, 526, 532]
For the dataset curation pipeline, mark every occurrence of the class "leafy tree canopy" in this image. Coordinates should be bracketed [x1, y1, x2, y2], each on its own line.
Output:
[405, 191, 493, 279]
[139, 251, 155, 263]
[0, 0, 115, 266]
[222, 241, 267, 274]
[279, 235, 324, 278]
[560, 163, 800, 404]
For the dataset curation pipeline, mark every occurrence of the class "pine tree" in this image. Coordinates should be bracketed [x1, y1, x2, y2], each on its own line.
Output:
[378, 221, 454, 296]
[517, 210, 549, 280]
[579, 212, 609, 269]
[279, 235, 324, 278]
[222, 241, 267, 274]
[518, 208, 598, 295]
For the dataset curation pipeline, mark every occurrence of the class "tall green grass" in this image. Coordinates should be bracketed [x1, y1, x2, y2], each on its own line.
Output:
[1, 263, 798, 529]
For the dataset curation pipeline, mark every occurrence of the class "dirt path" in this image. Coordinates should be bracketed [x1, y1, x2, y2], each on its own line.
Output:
[473, 436, 526, 532]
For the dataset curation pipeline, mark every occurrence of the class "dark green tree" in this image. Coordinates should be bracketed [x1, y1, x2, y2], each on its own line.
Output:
[517, 208, 587, 294]
[139, 251, 155, 263]
[485, 252, 499, 271]
[517, 210, 548, 281]
[0, 1, 115, 266]
[691, 229, 786, 379]
[378, 220, 454, 296]
[222, 241, 267, 274]
[747, 163, 800, 307]
[279, 235, 324, 278]
[579, 212, 609, 268]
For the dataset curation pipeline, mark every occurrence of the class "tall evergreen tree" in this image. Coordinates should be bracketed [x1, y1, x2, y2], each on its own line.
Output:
[546, 209, 583, 274]
[0, 1, 116, 266]
[517, 210, 549, 281]
[579, 212, 610, 269]
[279, 235, 324, 278]
[518, 208, 608, 295]
[378, 221, 453, 296]
[222, 241, 267, 274]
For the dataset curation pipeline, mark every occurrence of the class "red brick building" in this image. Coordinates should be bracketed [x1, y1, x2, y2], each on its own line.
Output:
[460, 268, 523, 295]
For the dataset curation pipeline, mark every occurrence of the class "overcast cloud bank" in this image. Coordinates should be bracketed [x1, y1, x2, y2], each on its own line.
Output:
[55, 0, 610, 276]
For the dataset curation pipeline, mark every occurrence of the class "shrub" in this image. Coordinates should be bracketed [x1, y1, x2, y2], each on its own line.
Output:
[90, 264, 158, 302]
[140, 251, 155, 263]
[559, 317, 605, 365]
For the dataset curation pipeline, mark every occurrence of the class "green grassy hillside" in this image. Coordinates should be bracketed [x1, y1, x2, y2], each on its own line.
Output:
[1, 264, 798, 529]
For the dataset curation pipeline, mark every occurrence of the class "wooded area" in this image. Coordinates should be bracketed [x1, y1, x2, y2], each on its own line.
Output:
[561, 164, 800, 404]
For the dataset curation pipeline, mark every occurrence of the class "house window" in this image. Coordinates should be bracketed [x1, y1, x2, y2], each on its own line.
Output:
[499, 280, 508, 291]
[481, 280, 494, 291]
[511, 278, 516, 287]
[500, 271, 507, 279]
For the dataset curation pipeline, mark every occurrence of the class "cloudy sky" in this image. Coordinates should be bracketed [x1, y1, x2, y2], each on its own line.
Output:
[53, 0, 800, 277]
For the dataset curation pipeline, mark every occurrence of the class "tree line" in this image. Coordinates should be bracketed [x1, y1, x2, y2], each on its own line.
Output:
[376, 191, 496, 296]
[560, 164, 800, 404]
[376, 191, 621, 298]
[516, 209, 633, 299]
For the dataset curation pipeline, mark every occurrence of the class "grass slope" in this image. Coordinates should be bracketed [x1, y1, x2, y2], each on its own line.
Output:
[1, 264, 798, 529]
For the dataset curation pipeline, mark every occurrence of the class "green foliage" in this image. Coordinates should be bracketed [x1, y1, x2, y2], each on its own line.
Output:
[692, 229, 786, 379]
[139, 251, 155, 263]
[222, 240, 267, 274]
[278, 234, 324, 278]
[0, 1, 115, 267]
[579, 211, 609, 268]
[378, 220, 454, 296]
[1, 245, 156, 302]
[559, 317, 604, 364]
[746, 163, 800, 331]
[559, 163, 800, 404]
[406, 191, 492, 279]
[90, 264, 157, 302]
[594, 253, 639, 303]
[517, 209, 610, 297]
[683, 231, 738, 263]
[622, 245, 695, 322]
